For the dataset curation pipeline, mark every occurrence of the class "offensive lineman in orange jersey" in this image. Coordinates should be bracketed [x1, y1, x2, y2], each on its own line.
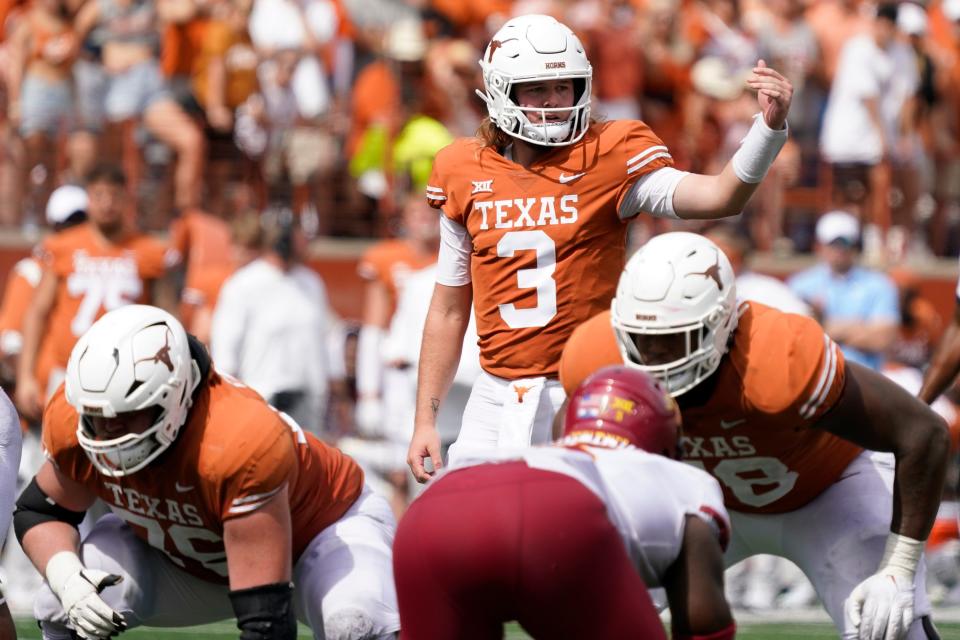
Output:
[14, 306, 400, 640]
[408, 13, 795, 482]
[16, 164, 181, 423]
[559, 232, 949, 640]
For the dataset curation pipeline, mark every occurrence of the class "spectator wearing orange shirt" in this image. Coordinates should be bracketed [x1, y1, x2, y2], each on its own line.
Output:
[928, 0, 960, 257]
[580, 0, 644, 122]
[160, 0, 260, 216]
[638, 0, 695, 170]
[805, 0, 871, 85]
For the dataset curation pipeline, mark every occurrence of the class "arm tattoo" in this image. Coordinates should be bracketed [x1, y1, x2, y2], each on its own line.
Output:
[430, 397, 440, 417]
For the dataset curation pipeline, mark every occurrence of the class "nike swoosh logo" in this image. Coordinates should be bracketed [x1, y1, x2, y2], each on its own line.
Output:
[558, 172, 586, 184]
[175, 482, 195, 493]
[720, 419, 746, 430]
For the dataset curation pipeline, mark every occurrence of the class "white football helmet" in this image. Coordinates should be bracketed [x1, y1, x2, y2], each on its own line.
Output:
[477, 14, 592, 146]
[611, 232, 738, 397]
[65, 305, 201, 477]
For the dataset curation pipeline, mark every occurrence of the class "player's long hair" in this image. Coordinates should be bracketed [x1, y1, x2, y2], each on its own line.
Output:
[476, 114, 602, 150]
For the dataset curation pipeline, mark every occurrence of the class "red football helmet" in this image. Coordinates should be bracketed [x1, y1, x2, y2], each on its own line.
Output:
[562, 365, 682, 458]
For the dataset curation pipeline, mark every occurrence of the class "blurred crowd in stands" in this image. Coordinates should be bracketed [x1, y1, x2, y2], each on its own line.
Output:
[0, 0, 958, 259]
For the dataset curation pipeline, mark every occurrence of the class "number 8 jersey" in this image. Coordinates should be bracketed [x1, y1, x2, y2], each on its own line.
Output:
[560, 302, 863, 513]
[426, 121, 673, 379]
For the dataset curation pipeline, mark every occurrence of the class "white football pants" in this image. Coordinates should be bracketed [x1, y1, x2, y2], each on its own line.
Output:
[35, 486, 400, 639]
[447, 371, 566, 466]
[725, 450, 934, 638]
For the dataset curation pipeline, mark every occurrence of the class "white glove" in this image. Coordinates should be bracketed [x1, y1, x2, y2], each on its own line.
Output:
[46, 551, 127, 639]
[355, 396, 384, 438]
[843, 534, 923, 640]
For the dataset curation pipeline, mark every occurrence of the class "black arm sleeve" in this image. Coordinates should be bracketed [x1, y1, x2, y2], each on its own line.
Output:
[229, 581, 297, 640]
[13, 478, 86, 545]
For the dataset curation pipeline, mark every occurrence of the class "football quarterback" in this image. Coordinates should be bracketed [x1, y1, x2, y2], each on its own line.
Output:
[409, 13, 794, 483]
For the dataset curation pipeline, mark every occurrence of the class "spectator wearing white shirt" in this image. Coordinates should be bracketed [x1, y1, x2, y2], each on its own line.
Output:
[211, 209, 336, 434]
[819, 3, 918, 261]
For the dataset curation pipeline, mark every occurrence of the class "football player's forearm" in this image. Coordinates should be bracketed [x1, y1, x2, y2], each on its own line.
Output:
[673, 166, 761, 220]
[414, 315, 468, 429]
[675, 112, 787, 220]
[21, 521, 81, 577]
[891, 413, 949, 540]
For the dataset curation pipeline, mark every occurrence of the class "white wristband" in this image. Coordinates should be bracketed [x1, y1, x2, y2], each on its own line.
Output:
[730, 113, 788, 184]
[879, 533, 924, 581]
[45, 550, 84, 597]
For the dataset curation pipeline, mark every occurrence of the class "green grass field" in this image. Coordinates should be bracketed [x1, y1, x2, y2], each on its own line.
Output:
[13, 620, 960, 639]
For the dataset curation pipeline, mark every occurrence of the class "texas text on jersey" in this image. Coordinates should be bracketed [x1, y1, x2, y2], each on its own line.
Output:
[560, 302, 861, 513]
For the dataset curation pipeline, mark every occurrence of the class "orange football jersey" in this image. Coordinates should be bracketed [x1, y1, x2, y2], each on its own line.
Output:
[357, 239, 436, 314]
[0, 257, 41, 354]
[426, 120, 673, 378]
[35, 223, 175, 380]
[560, 303, 862, 514]
[42, 370, 364, 584]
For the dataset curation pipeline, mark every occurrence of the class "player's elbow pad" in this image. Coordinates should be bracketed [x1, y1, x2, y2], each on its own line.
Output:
[229, 581, 297, 640]
[673, 621, 737, 640]
[13, 478, 86, 545]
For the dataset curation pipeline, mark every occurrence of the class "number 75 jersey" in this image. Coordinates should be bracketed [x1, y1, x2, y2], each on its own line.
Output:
[426, 121, 674, 379]
[36, 223, 177, 374]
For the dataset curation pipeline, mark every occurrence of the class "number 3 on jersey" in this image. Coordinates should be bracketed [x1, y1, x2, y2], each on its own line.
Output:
[497, 230, 557, 329]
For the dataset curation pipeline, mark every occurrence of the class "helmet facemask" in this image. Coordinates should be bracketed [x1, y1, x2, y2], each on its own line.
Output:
[479, 74, 592, 146]
[613, 304, 733, 397]
[76, 366, 199, 477]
